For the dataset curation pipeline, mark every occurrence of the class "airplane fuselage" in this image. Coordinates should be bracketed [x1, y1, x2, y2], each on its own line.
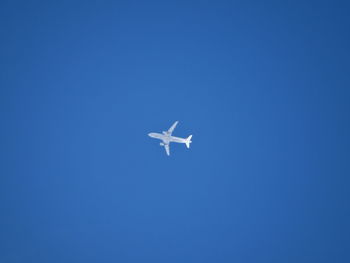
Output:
[148, 132, 187, 144]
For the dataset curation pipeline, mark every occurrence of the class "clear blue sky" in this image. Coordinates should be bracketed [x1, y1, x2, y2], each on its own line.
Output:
[1, 1, 349, 262]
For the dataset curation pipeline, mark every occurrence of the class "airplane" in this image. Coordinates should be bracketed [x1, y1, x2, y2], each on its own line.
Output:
[148, 121, 192, 156]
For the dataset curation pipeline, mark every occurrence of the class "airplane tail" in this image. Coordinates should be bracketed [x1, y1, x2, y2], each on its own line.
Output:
[185, 135, 192, 148]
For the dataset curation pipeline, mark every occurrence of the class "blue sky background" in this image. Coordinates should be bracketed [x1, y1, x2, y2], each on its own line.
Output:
[1, 1, 350, 262]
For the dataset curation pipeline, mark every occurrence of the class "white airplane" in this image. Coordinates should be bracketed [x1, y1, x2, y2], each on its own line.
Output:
[148, 121, 192, 156]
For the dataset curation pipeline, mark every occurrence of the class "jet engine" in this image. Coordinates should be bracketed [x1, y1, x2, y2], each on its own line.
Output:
[160, 143, 164, 146]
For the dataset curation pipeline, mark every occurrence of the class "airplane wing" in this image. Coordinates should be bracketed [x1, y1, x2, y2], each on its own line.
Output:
[167, 121, 178, 135]
[164, 144, 170, 156]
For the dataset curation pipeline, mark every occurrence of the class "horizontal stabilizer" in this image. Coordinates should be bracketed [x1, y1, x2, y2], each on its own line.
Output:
[185, 135, 192, 148]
